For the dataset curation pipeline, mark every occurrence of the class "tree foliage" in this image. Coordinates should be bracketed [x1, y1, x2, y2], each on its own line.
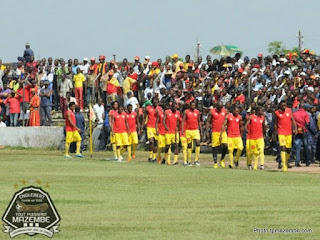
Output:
[267, 41, 299, 55]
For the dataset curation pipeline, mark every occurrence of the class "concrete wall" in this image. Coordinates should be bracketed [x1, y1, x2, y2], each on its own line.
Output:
[0, 127, 64, 148]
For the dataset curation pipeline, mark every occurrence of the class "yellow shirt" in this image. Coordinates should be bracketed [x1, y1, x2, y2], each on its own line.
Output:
[0, 65, 6, 71]
[123, 77, 136, 95]
[175, 61, 183, 71]
[148, 68, 160, 76]
[73, 73, 85, 88]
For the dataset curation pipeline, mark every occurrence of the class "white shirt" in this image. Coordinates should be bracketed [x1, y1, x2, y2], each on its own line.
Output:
[80, 63, 90, 75]
[126, 97, 139, 111]
[93, 104, 105, 124]
[144, 87, 154, 99]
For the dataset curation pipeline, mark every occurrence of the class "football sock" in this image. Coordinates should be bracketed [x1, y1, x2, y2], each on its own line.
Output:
[281, 151, 287, 171]
[183, 147, 187, 164]
[113, 144, 117, 158]
[76, 141, 81, 155]
[127, 146, 131, 159]
[65, 143, 70, 155]
[235, 149, 242, 162]
[149, 151, 153, 159]
[187, 148, 192, 163]
[195, 146, 200, 162]
[221, 145, 227, 160]
[174, 154, 178, 163]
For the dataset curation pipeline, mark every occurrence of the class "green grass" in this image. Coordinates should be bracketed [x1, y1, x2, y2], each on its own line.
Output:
[0, 149, 319, 240]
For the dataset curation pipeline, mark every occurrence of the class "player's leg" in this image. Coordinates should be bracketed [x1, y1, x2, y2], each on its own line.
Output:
[246, 139, 253, 168]
[235, 137, 244, 167]
[228, 138, 235, 168]
[220, 143, 227, 168]
[180, 137, 188, 165]
[212, 133, 219, 168]
[132, 132, 138, 159]
[194, 130, 201, 166]
[173, 142, 179, 164]
[278, 135, 287, 171]
[164, 134, 171, 164]
[74, 131, 84, 158]
[257, 138, 265, 169]
[64, 132, 72, 158]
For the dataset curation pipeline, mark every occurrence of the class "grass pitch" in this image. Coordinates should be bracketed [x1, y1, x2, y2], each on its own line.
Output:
[0, 149, 319, 240]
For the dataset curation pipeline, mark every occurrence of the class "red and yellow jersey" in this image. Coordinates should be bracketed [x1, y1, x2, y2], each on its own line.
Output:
[65, 110, 76, 132]
[126, 111, 137, 132]
[113, 112, 127, 133]
[157, 110, 166, 135]
[109, 109, 117, 128]
[165, 109, 180, 134]
[184, 109, 200, 130]
[146, 105, 161, 128]
[249, 114, 264, 140]
[226, 113, 241, 137]
[211, 108, 227, 133]
[275, 108, 292, 135]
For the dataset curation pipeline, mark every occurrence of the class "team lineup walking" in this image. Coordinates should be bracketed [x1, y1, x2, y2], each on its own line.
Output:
[65, 97, 302, 172]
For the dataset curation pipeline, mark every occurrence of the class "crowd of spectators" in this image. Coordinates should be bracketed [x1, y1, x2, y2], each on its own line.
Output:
[1, 43, 320, 164]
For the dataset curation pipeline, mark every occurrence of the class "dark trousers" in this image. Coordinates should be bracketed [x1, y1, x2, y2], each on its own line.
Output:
[98, 125, 110, 150]
[40, 105, 52, 126]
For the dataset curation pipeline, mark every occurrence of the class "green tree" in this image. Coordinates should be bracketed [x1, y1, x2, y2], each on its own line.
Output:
[267, 41, 286, 55]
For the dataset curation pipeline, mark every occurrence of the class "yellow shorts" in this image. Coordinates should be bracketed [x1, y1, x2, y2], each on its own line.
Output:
[165, 133, 179, 145]
[246, 139, 250, 153]
[278, 135, 292, 148]
[180, 136, 188, 148]
[158, 134, 166, 148]
[186, 129, 200, 144]
[110, 133, 115, 144]
[66, 131, 82, 144]
[212, 132, 227, 147]
[115, 132, 129, 146]
[128, 131, 138, 145]
[147, 127, 158, 140]
[228, 137, 244, 151]
[250, 138, 264, 154]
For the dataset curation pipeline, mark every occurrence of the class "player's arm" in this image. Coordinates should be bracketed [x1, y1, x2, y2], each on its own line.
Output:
[181, 110, 186, 134]
[198, 112, 202, 137]
[125, 117, 130, 134]
[244, 116, 251, 133]
[220, 115, 228, 142]
[155, 109, 159, 135]
[206, 113, 212, 139]
[273, 114, 278, 141]
[66, 111, 81, 133]
[262, 118, 266, 137]
[135, 113, 140, 134]
[291, 113, 297, 135]
[110, 114, 114, 135]
[142, 107, 148, 130]
[240, 119, 244, 135]
[163, 111, 168, 131]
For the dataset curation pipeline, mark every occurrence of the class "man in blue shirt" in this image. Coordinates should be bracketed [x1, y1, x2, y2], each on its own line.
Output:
[23, 43, 34, 63]
[97, 105, 110, 150]
[70, 106, 85, 152]
[39, 81, 52, 126]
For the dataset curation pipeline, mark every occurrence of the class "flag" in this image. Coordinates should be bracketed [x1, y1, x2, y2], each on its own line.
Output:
[89, 105, 96, 122]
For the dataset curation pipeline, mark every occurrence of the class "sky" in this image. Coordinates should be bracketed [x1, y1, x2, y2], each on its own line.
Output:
[1, 0, 320, 62]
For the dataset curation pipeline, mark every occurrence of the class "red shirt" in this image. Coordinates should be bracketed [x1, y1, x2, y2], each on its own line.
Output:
[157, 111, 166, 135]
[109, 109, 118, 128]
[4, 97, 20, 114]
[234, 94, 245, 104]
[249, 114, 265, 140]
[211, 108, 227, 133]
[293, 97, 299, 108]
[65, 110, 76, 132]
[146, 105, 160, 128]
[165, 109, 180, 134]
[275, 108, 292, 135]
[185, 109, 200, 130]
[16, 87, 30, 103]
[226, 113, 241, 137]
[126, 111, 137, 133]
[293, 108, 310, 133]
[113, 112, 127, 133]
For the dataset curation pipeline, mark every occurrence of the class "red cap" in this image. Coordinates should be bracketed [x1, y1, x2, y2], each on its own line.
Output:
[99, 55, 106, 60]
[151, 61, 159, 67]
[134, 56, 140, 60]
[258, 53, 263, 57]
[91, 57, 95, 61]
[254, 64, 260, 68]
[238, 68, 244, 73]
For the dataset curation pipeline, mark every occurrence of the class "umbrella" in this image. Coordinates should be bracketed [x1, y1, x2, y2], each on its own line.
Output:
[210, 45, 242, 56]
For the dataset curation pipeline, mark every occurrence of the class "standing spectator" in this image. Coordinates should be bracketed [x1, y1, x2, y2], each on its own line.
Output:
[125, 91, 139, 111]
[80, 58, 90, 75]
[4, 91, 20, 126]
[39, 81, 52, 126]
[75, 106, 85, 151]
[106, 70, 119, 104]
[93, 98, 105, 125]
[29, 90, 40, 126]
[59, 74, 73, 118]
[293, 102, 310, 167]
[23, 43, 34, 63]
[16, 81, 30, 125]
[73, 67, 86, 111]
[86, 67, 97, 105]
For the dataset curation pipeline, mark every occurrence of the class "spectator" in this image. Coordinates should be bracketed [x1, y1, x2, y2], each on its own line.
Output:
[29, 90, 40, 126]
[4, 91, 20, 126]
[73, 67, 86, 111]
[23, 43, 34, 63]
[39, 80, 52, 126]
[125, 91, 139, 111]
[59, 74, 73, 118]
